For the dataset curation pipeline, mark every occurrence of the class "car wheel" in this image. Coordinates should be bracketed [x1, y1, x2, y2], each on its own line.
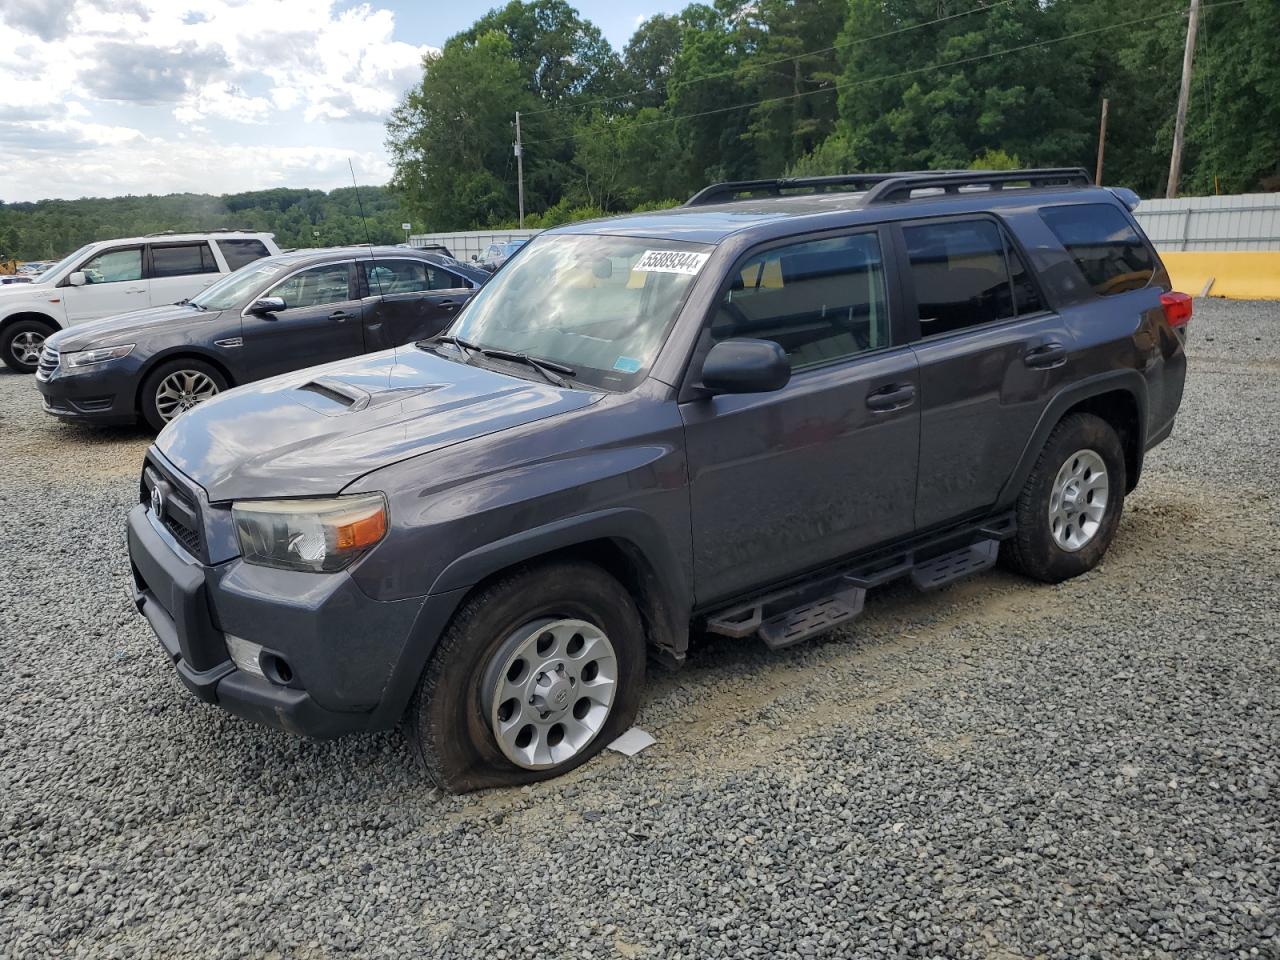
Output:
[140, 358, 228, 431]
[2, 319, 55, 374]
[1003, 412, 1126, 584]
[408, 560, 646, 793]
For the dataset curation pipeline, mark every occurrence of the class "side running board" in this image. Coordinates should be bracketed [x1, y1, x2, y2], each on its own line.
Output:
[705, 514, 1014, 650]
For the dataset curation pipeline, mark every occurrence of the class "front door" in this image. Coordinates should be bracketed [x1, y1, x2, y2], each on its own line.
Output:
[679, 229, 920, 605]
[61, 245, 149, 322]
[897, 216, 1075, 530]
[240, 261, 366, 381]
[358, 258, 473, 351]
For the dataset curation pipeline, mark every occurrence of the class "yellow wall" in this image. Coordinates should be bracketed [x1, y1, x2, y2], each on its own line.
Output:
[1161, 251, 1280, 300]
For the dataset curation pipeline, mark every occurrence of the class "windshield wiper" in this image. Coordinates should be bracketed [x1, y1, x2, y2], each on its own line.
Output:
[426, 334, 481, 364]
[477, 348, 575, 387]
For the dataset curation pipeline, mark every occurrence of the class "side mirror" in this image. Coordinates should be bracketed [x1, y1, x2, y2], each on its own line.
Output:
[67, 271, 87, 287]
[249, 296, 286, 315]
[700, 338, 791, 395]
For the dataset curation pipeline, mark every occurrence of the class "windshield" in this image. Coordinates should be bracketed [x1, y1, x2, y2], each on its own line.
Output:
[36, 244, 95, 281]
[447, 233, 711, 390]
[190, 259, 289, 310]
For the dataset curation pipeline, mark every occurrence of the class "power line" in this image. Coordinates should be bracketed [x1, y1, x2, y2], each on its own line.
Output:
[525, 0, 1247, 148]
[518, 0, 1017, 119]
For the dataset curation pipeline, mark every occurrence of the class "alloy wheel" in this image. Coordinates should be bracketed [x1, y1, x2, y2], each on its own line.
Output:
[1048, 448, 1108, 552]
[483, 617, 618, 770]
[10, 330, 44, 366]
[154, 369, 220, 422]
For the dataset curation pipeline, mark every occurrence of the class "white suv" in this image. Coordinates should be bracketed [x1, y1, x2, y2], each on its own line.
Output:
[0, 231, 280, 373]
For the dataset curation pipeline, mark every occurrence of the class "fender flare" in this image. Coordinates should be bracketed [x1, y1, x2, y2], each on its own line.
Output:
[366, 508, 692, 731]
[997, 369, 1149, 508]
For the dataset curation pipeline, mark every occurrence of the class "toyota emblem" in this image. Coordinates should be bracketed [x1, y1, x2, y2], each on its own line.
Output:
[150, 484, 165, 517]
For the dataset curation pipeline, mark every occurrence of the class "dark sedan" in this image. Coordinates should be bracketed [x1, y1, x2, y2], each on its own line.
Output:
[35, 246, 487, 430]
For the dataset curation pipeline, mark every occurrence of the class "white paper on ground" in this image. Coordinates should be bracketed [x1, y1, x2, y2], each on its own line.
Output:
[607, 727, 656, 756]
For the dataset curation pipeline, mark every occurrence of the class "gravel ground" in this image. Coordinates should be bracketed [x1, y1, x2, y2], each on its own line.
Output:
[0, 299, 1276, 960]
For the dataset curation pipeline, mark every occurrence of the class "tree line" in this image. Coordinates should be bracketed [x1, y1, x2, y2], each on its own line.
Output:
[0, 187, 412, 262]
[386, 0, 1280, 231]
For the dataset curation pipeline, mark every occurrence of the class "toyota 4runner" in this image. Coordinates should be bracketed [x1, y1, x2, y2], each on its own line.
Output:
[125, 169, 1188, 792]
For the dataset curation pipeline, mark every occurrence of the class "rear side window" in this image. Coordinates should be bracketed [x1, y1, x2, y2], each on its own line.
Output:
[365, 260, 429, 295]
[903, 219, 1043, 336]
[151, 243, 218, 278]
[1039, 203, 1154, 296]
[712, 233, 890, 370]
[218, 238, 271, 271]
[428, 265, 467, 290]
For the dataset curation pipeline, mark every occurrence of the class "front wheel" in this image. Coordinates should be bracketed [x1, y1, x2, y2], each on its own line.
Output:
[408, 561, 646, 793]
[1003, 412, 1126, 583]
[2, 318, 55, 374]
[140, 358, 228, 431]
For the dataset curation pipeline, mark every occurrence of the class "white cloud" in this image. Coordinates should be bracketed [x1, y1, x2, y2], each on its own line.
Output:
[0, 0, 434, 200]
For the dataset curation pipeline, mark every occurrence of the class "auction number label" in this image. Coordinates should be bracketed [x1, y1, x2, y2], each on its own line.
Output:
[632, 250, 710, 275]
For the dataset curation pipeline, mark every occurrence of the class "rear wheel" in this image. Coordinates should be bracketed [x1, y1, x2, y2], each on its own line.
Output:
[140, 358, 228, 431]
[2, 318, 55, 374]
[408, 561, 646, 793]
[1003, 412, 1126, 583]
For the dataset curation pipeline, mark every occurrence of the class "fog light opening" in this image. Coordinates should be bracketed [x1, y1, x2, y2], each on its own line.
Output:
[262, 654, 294, 686]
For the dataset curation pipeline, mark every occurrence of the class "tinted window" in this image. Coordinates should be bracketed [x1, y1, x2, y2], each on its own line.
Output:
[218, 238, 271, 271]
[712, 233, 890, 369]
[904, 220, 1015, 336]
[1005, 234, 1044, 315]
[366, 260, 429, 295]
[1039, 203, 1155, 296]
[152, 243, 218, 278]
[79, 247, 142, 284]
[428, 265, 466, 290]
[269, 264, 351, 309]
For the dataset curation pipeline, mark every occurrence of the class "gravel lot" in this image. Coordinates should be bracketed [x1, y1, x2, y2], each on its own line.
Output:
[1, 299, 1276, 960]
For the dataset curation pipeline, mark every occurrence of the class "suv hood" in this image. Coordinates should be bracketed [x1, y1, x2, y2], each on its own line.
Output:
[156, 345, 602, 501]
[50, 304, 221, 351]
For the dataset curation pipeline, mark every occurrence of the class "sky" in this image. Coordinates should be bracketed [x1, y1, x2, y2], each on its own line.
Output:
[0, 0, 683, 203]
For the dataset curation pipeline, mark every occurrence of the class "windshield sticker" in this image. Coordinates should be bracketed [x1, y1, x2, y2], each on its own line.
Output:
[613, 356, 642, 374]
[632, 250, 710, 276]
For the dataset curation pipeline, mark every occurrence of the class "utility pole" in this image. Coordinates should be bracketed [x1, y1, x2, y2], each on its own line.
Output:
[514, 111, 524, 231]
[1095, 98, 1109, 185]
[1166, 0, 1201, 198]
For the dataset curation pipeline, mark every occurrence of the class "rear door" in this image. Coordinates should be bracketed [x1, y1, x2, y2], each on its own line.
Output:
[359, 258, 475, 351]
[147, 241, 221, 306]
[239, 260, 366, 380]
[61, 245, 149, 322]
[896, 215, 1073, 530]
[679, 227, 920, 604]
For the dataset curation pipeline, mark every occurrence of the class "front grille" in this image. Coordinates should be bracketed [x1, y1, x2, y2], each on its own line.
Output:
[36, 345, 59, 380]
[142, 459, 205, 560]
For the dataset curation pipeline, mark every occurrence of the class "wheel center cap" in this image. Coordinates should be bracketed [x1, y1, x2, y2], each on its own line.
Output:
[1062, 482, 1081, 514]
[531, 665, 573, 716]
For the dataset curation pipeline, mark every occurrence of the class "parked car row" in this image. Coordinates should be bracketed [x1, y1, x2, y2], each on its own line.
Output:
[111, 169, 1189, 792]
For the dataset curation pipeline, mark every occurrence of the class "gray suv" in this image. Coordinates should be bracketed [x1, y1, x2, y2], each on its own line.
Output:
[125, 169, 1189, 792]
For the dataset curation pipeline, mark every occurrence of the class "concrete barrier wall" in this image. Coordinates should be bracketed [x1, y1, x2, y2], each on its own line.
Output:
[1134, 193, 1280, 299]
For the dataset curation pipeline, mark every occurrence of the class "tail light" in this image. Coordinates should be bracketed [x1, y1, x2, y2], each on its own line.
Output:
[1161, 292, 1193, 328]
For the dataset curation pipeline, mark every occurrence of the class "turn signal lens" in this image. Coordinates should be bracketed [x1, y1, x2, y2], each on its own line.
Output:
[232, 493, 388, 573]
[1160, 291, 1193, 328]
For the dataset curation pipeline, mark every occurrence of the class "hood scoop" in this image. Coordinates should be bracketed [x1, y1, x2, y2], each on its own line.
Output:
[298, 377, 372, 413]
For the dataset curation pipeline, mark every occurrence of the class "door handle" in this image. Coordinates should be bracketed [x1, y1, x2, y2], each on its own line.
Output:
[329, 310, 353, 322]
[1025, 342, 1067, 369]
[866, 382, 916, 412]
[436, 299, 459, 310]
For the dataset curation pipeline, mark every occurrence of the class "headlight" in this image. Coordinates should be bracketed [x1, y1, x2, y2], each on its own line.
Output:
[63, 344, 135, 369]
[232, 493, 388, 573]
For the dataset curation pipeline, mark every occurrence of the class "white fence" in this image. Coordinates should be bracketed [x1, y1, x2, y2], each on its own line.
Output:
[1133, 193, 1280, 252]
[408, 229, 538, 263]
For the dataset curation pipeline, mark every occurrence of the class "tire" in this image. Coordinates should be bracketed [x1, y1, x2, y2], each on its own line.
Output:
[140, 358, 228, 431]
[1003, 412, 1126, 584]
[2, 318, 55, 374]
[408, 560, 646, 793]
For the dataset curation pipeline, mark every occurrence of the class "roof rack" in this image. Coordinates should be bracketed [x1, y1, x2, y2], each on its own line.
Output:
[861, 167, 1092, 204]
[684, 174, 903, 207]
[143, 228, 258, 237]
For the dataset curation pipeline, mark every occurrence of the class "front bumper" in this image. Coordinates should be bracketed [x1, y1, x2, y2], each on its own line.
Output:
[127, 500, 432, 737]
[36, 360, 139, 425]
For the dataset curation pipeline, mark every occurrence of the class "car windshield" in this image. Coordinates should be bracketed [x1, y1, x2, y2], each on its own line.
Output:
[446, 233, 711, 390]
[37, 244, 95, 281]
[190, 259, 289, 310]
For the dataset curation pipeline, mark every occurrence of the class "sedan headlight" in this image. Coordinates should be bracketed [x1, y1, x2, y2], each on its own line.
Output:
[63, 344, 135, 369]
[232, 494, 388, 573]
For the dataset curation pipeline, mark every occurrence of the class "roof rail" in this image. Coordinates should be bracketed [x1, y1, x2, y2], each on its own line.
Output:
[143, 228, 257, 237]
[862, 168, 1092, 204]
[684, 174, 901, 207]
